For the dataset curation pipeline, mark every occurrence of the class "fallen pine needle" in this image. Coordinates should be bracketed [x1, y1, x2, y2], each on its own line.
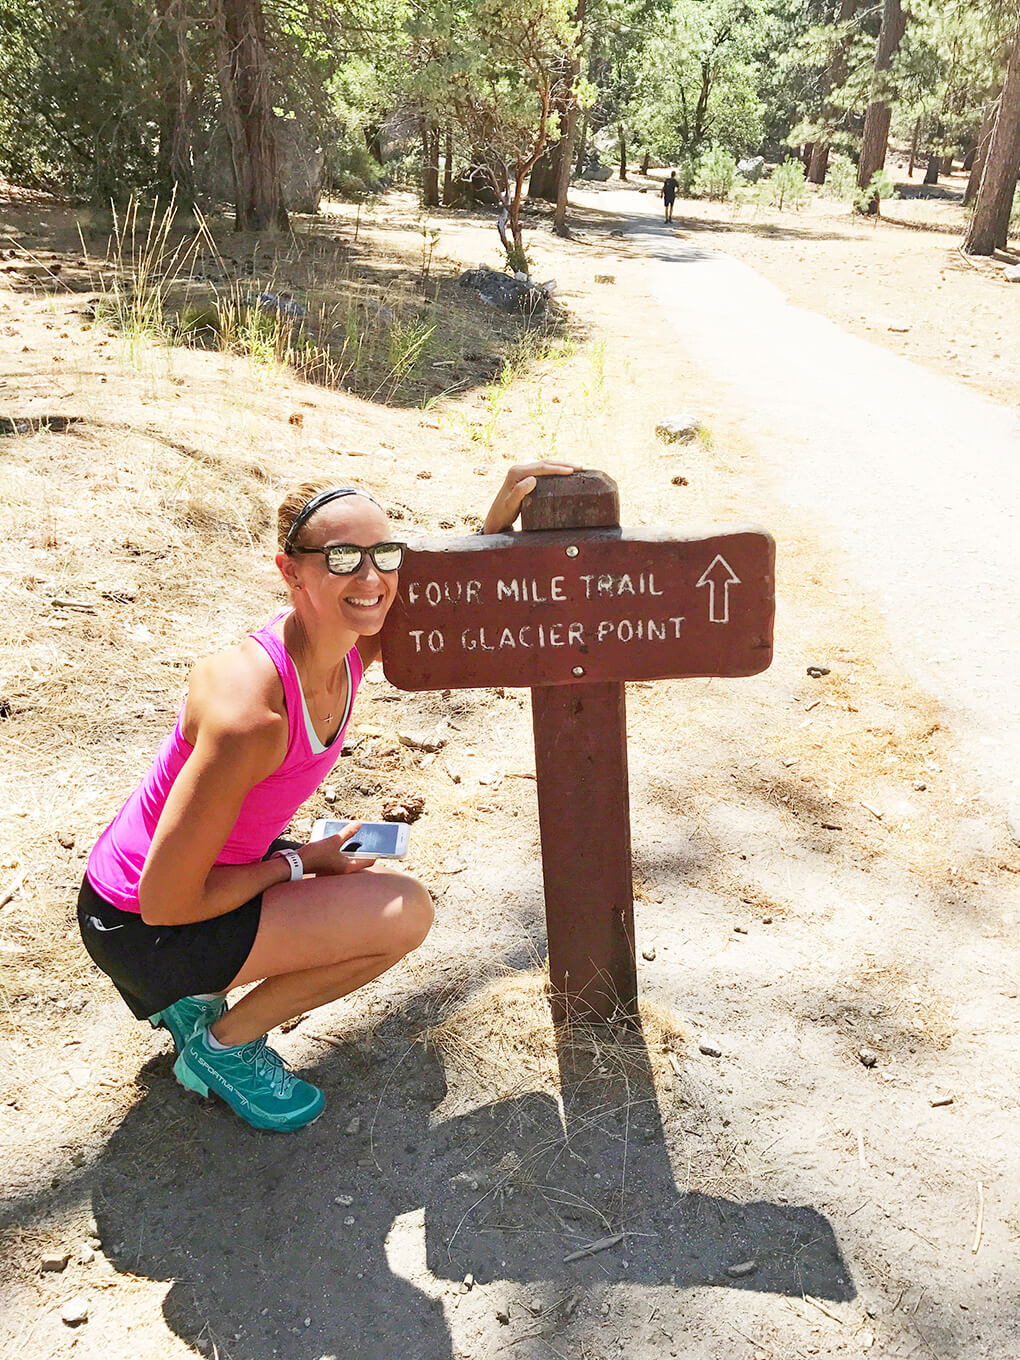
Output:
[860, 801, 883, 820]
[804, 1294, 843, 1324]
[667, 1051, 683, 1076]
[563, 1233, 624, 1263]
[972, 1182, 984, 1254]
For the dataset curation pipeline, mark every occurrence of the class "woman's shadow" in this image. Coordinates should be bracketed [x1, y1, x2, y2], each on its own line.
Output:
[93, 993, 454, 1359]
[88, 984, 853, 1358]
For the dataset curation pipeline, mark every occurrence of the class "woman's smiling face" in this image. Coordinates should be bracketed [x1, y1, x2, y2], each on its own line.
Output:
[280, 495, 400, 637]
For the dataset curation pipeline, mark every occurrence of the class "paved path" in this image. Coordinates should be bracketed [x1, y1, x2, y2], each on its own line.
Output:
[579, 187, 1020, 816]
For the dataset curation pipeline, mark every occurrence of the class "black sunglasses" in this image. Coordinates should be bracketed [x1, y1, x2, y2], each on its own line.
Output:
[289, 541, 405, 576]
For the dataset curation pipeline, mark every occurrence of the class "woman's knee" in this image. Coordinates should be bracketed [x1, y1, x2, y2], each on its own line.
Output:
[393, 876, 434, 954]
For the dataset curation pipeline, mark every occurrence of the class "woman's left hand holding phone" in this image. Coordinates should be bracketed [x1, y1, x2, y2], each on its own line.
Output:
[299, 820, 377, 875]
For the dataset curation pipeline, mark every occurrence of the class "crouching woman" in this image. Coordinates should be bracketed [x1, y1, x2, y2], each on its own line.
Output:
[78, 464, 572, 1132]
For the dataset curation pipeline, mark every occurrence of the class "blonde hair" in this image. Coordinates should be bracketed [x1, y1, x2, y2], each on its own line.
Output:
[277, 480, 334, 551]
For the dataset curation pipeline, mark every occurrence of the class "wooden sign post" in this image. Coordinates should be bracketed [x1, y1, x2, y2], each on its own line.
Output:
[382, 471, 774, 1025]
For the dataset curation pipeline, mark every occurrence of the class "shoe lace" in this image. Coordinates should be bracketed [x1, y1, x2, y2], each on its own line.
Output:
[242, 1036, 295, 1096]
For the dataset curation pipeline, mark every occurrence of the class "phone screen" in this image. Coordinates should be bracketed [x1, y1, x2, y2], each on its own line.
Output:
[319, 820, 405, 856]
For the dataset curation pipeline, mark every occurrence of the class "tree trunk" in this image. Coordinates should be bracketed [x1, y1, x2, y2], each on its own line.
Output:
[965, 22, 1020, 254]
[442, 127, 454, 206]
[964, 100, 997, 205]
[156, 0, 195, 207]
[807, 142, 830, 185]
[923, 153, 939, 184]
[807, 0, 859, 187]
[856, 0, 906, 214]
[213, 0, 287, 232]
[801, 142, 815, 171]
[618, 126, 627, 181]
[940, 154, 954, 176]
[364, 124, 384, 163]
[640, 149, 650, 175]
[907, 116, 920, 177]
[422, 118, 440, 207]
[553, 102, 579, 235]
[529, 142, 561, 201]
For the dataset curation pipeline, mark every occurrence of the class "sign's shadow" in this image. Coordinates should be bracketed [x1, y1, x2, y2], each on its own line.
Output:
[76, 992, 851, 1357]
[424, 1011, 854, 1301]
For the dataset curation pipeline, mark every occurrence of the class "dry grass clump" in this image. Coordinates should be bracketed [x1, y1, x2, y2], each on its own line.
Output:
[84, 197, 567, 410]
[852, 958, 956, 1051]
[427, 967, 687, 1108]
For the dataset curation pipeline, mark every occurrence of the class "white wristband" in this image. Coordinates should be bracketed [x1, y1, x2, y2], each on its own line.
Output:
[274, 848, 304, 882]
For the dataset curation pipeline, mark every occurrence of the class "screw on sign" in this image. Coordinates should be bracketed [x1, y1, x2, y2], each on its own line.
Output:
[381, 470, 775, 1023]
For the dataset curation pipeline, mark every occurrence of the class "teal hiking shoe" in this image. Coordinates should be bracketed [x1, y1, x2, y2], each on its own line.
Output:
[173, 1030, 325, 1132]
[149, 994, 228, 1053]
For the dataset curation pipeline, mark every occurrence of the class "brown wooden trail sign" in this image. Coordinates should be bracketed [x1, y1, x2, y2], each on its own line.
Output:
[381, 471, 775, 1025]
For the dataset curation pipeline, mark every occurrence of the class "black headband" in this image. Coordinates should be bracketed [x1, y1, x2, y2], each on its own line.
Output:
[283, 486, 381, 553]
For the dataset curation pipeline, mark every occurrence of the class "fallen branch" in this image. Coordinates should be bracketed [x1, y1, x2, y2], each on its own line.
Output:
[563, 1233, 624, 1263]
[972, 1181, 984, 1254]
[0, 871, 25, 910]
[51, 597, 97, 612]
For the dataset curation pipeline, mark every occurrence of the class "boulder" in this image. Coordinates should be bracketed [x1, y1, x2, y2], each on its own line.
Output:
[737, 156, 766, 183]
[655, 414, 702, 444]
[1003, 263, 1020, 284]
[248, 292, 308, 320]
[579, 153, 613, 182]
[457, 267, 549, 316]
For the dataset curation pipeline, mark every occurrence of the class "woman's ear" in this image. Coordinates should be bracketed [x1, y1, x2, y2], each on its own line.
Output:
[276, 551, 301, 591]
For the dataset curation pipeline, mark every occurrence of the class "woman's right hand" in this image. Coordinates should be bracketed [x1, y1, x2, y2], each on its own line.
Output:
[299, 822, 377, 876]
[481, 461, 581, 534]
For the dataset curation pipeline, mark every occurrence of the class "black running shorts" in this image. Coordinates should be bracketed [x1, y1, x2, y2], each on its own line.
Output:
[76, 841, 295, 1019]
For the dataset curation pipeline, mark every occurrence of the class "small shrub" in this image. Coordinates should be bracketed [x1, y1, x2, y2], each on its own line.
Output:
[767, 158, 808, 211]
[694, 147, 738, 202]
[821, 153, 856, 202]
[854, 168, 897, 216]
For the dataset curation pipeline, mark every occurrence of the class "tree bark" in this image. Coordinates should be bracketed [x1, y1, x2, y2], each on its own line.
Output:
[965, 22, 1020, 254]
[856, 0, 906, 214]
[213, 0, 287, 232]
[156, 0, 195, 207]
[923, 153, 939, 184]
[806, 0, 859, 186]
[907, 115, 920, 177]
[618, 125, 627, 181]
[422, 118, 440, 207]
[640, 149, 650, 175]
[553, 102, 579, 235]
[964, 100, 997, 206]
[807, 142, 830, 184]
[528, 142, 561, 201]
[442, 127, 454, 206]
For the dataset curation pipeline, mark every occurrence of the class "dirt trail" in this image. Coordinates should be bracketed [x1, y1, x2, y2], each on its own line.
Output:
[1, 188, 1018, 1360]
[577, 184, 1020, 819]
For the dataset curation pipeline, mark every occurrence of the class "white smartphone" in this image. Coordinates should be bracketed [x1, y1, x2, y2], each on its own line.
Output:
[310, 818, 410, 860]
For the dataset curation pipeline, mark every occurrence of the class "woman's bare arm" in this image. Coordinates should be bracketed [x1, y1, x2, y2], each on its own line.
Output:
[137, 650, 290, 925]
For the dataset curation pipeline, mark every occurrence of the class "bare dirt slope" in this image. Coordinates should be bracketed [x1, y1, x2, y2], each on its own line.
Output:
[1, 185, 1018, 1360]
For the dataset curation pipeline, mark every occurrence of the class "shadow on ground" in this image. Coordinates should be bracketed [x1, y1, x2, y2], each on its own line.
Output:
[6, 985, 852, 1359]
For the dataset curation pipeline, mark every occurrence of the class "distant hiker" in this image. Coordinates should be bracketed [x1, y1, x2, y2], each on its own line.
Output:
[79, 463, 575, 1132]
[662, 170, 678, 223]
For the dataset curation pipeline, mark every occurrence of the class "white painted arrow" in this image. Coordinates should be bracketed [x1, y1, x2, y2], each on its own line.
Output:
[696, 555, 741, 624]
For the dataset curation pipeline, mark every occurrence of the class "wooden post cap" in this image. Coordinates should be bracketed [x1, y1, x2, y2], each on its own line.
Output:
[521, 470, 621, 531]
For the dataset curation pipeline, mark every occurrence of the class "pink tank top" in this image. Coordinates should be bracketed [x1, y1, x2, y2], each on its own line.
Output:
[86, 616, 363, 913]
